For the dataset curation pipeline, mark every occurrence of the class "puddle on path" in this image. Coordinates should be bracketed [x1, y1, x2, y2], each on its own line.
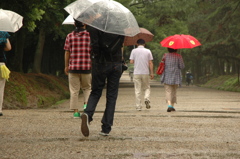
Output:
[78, 136, 132, 141]
[178, 110, 240, 114]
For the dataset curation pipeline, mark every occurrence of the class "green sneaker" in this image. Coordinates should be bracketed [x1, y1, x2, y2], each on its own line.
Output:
[83, 104, 87, 110]
[73, 112, 80, 118]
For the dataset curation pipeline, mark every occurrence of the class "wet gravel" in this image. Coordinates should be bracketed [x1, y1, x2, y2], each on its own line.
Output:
[1, 72, 240, 159]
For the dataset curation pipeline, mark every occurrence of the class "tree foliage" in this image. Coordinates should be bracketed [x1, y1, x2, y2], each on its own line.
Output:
[128, 0, 240, 83]
[1, 0, 239, 83]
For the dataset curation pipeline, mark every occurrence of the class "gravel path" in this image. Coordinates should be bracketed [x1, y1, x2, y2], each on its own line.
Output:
[1, 72, 240, 159]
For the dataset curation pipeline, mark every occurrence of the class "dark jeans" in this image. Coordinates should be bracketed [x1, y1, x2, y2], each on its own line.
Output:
[84, 61, 122, 133]
[186, 78, 191, 86]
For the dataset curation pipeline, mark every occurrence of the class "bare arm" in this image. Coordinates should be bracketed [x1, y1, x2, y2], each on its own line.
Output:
[64, 50, 70, 75]
[130, 59, 134, 64]
[4, 39, 11, 51]
[149, 60, 154, 79]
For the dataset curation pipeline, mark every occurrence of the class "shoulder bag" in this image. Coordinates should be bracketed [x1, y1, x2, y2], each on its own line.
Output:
[156, 54, 166, 75]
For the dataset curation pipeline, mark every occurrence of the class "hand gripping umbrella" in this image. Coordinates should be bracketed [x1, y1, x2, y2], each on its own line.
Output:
[160, 34, 201, 49]
[124, 28, 154, 46]
[0, 9, 23, 32]
[64, 0, 140, 37]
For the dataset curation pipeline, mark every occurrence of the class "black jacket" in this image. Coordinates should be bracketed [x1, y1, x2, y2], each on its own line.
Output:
[87, 26, 124, 62]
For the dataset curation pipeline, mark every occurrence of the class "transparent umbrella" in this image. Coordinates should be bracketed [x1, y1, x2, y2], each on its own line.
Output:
[64, 0, 140, 37]
[62, 15, 74, 25]
[0, 9, 23, 32]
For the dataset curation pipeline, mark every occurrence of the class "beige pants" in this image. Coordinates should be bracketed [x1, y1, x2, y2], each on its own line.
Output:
[133, 74, 150, 108]
[164, 84, 178, 104]
[0, 63, 6, 113]
[68, 73, 91, 110]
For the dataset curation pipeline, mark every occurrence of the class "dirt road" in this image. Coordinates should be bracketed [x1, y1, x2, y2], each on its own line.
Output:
[1, 72, 240, 159]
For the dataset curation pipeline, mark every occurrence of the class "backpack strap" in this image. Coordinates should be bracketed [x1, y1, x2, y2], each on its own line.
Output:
[99, 32, 123, 62]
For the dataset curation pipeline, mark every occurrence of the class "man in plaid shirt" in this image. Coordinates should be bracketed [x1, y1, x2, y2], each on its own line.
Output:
[64, 19, 91, 118]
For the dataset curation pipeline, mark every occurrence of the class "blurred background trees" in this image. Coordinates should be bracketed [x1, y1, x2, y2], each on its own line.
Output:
[1, 0, 240, 84]
[1, 0, 74, 74]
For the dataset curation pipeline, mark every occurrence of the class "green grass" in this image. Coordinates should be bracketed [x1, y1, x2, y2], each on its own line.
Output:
[202, 75, 240, 92]
[4, 72, 69, 109]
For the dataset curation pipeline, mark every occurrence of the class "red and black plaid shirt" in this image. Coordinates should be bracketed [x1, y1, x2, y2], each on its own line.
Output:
[64, 30, 91, 71]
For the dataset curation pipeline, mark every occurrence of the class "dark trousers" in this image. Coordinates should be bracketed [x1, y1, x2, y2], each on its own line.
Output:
[186, 78, 191, 86]
[85, 61, 122, 133]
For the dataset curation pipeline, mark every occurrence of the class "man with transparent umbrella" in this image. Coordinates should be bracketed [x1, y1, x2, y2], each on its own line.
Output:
[81, 24, 125, 137]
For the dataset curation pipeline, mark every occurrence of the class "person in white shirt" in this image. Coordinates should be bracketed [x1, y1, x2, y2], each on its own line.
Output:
[129, 39, 154, 111]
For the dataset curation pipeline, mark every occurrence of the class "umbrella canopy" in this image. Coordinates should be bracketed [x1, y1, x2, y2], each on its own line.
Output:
[124, 28, 154, 46]
[64, 0, 140, 37]
[160, 34, 201, 49]
[62, 15, 74, 25]
[0, 9, 23, 32]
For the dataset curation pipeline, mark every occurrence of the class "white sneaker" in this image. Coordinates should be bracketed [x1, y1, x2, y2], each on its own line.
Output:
[99, 132, 109, 136]
[136, 108, 142, 111]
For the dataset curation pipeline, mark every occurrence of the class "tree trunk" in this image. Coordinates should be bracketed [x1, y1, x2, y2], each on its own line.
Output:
[232, 60, 237, 74]
[211, 58, 218, 76]
[194, 56, 202, 84]
[225, 62, 230, 75]
[12, 29, 26, 72]
[33, 28, 45, 73]
[218, 59, 225, 75]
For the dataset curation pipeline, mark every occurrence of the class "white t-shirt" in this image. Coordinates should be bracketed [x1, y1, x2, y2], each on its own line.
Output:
[129, 45, 153, 75]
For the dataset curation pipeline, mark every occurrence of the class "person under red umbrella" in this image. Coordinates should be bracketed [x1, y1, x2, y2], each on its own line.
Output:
[159, 34, 199, 112]
[160, 47, 185, 112]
